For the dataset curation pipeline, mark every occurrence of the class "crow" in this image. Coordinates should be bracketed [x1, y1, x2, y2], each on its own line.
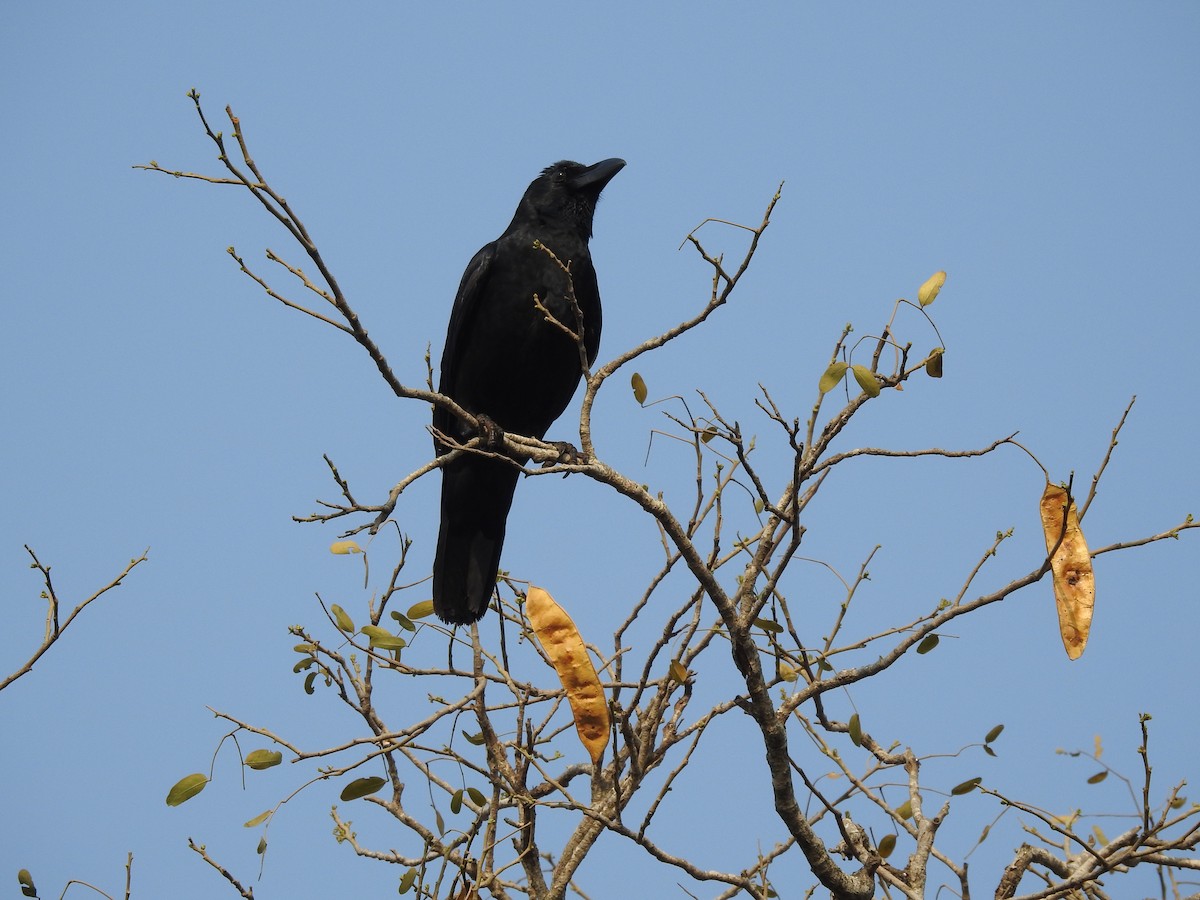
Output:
[432, 158, 625, 625]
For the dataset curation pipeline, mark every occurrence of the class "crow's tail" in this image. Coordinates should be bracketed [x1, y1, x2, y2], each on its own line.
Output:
[432, 455, 520, 624]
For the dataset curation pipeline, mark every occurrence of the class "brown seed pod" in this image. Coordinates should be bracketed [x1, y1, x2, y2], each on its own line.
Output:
[1039, 482, 1096, 660]
[526, 586, 610, 766]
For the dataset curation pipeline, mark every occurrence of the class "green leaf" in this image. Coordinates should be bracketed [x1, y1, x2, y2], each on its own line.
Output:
[1087, 770, 1108, 785]
[391, 611, 416, 631]
[851, 364, 881, 397]
[340, 776, 386, 801]
[461, 730, 486, 746]
[166, 773, 208, 807]
[398, 869, 418, 894]
[668, 660, 689, 684]
[370, 634, 407, 651]
[753, 618, 783, 634]
[450, 789, 463, 814]
[699, 427, 718, 444]
[18, 869, 36, 898]
[245, 749, 282, 771]
[244, 810, 272, 828]
[466, 787, 487, 807]
[293, 643, 315, 654]
[256, 836, 267, 855]
[331, 604, 355, 633]
[778, 662, 798, 683]
[293, 657, 315, 673]
[925, 346, 944, 378]
[916, 634, 939, 654]
[985, 724, 1005, 744]
[848, 714, 862, 747]
[631, 372, 648, 405]
[895, 800, 913, 821]
[361, 625, 391, 640]
[983, 744, 996, 757]
[818, 361, 849, 394]
[950, 776, 982, 796]
[407, 600, 435, 620]
[877, 833, 896, 859]
[304, 671, 317, 695]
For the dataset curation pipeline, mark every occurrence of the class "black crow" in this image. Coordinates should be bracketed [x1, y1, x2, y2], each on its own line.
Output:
[432, 158, 625, 624]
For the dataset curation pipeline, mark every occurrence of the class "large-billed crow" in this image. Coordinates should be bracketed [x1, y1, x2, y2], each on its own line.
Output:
[432, 158, 625, 624]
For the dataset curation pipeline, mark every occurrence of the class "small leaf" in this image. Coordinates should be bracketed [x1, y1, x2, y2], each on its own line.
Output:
[1169, 795, 1187, 809]
[398, 869, 418, 894]
[461, 730, 486, 746]
[391, 612, 416, 631]
[331, 604, 355, 633]
[256, 836, 267, 855]
[916, 634, 940, 654]
[851, 364, 881, 398]
[950, 776, 982, 796]
[304, 671, 317, 694]
[819, 361, 849, 394]
[466, 786, 487, 807]
[918, 270, 946, 306]
[848, 714, 862, 747]
[245, 749, 282, 771]
[631, 372, 648, 405]
[668, 660, 689, 684]
[293, 643, 315, 654]
[1092, 825, 1109, 846]
[166, 773, 208, 807]
[985, 724, 1005, 744]
[895, 800, 913, 821]
[340, 776, 386, 801]
[407, 600, 435, 620]
[330, 540, 362, 555]
[244, 810, 272, 828]
[877, 833, 896, 859]
[293, 657, 315, 673]
[778, 662, 798, 683]
[983, 744, 996, 757]
[371, 634, 407, 651]
[434, 807, 445, 835]
[450, 789, 463, 814]
[925, 346, 944, 378]
[1086, 770, 1108, 785]
[18, 869, 36, 898]
[753, 618, 783, 634]
[699, 427, 718, 444]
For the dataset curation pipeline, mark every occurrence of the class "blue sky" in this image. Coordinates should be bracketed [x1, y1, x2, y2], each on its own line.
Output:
[3, 3, 1198, 898]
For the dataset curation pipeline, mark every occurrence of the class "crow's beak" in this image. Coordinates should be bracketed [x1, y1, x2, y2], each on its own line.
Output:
[571, 158, 626, 193]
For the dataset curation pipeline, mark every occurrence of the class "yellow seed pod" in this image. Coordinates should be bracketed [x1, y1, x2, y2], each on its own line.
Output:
[1039, 483, 1095, 660]
[526, 586, 610, 766]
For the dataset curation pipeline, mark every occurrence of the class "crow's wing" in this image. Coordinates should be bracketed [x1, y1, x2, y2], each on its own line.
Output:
[434, 241, 494, 451]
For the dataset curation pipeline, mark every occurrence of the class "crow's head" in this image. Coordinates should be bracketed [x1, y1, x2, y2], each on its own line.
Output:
[518, 158, 625, 238]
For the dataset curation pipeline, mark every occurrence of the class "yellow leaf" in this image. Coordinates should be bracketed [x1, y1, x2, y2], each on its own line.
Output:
[166, 773, 208, 807]
[330, 540, 362, 555]
[819, 361, 849, 394]
[851, 364, 881, 398]
[526, 586, 610, 766]
[407, 600, 435, 620]
[918, 270, 946, 306]
[1039, 482, 1095, 659]
[631, 372, 648, 405]
[330, 603, 355, 633]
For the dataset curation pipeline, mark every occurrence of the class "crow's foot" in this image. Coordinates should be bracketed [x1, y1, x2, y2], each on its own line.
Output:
[544, 440, 587, 466]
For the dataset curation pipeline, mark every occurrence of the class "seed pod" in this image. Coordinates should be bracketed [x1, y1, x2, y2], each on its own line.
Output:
[1039, 482, 1095, 659]
[526, 586, 610, 766]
